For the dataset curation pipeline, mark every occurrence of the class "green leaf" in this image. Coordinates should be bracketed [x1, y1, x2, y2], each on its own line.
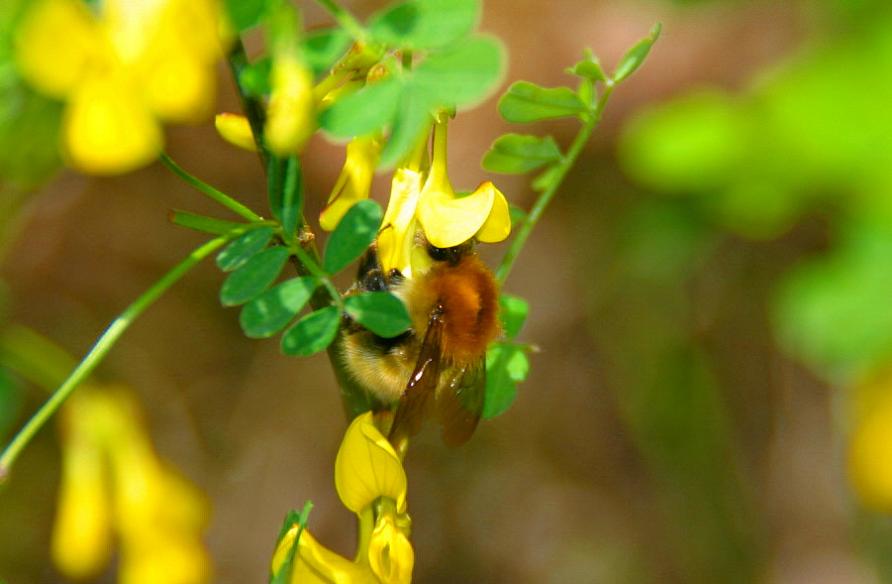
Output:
[240, 277, 318, 338]
[303, 28, 351, 76]
[499, 294, 529, 339]
[266, 157, 303, 239]
[482, 133, 562, 174]
[411, 36, 505, 108]
[225, 0, 270, 32]
[368, 0, 480, 50]
[531, 164, 562, 192]
[498, 81, 588, 123]
[483, 342, 529, 419]
[323, 200, 383, 274]
[567, 48, 606, 82]
[319, 77, 402, 139]
[377, 85, 433, 168]
[270, 501, 313, 584]
[280, 157, 302, 241]
[612, 22, 661, 83]
[171, 210, 244, 236]
[509, 203, 528, 225]
[239, 58, 271, 98]
[344, 292, 411, 337]
[216, 227, 275, 271]
[0, 369, 23, 440]
[280, 306, 341, 356]
[220, 246, 290, 306]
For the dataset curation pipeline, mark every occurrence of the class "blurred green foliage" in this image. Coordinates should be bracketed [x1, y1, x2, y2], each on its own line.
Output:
[0, 0, 62, 191]
[621, 11, 892, 381]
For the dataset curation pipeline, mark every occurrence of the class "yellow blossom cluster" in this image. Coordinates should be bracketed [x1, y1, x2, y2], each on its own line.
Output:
[14, 0, 227, 174]
[271, 413, 413, 584]
[53, 386, 210, 584]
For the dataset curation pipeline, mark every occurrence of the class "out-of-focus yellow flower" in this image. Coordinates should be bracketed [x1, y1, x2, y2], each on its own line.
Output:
[266, 54, 316, 155]
[52, 407, 112, 580]
[215, 113, 257, 151]
[271, 413, 413, 584]
[320, 137, 382, 231]
[52, 386, 210, 584]
[377, 120, 511, 276]
[14, 0, 226, 174]
[849, 370, 892, 512]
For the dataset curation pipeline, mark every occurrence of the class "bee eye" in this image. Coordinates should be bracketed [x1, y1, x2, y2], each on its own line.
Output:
[427, 243, 470, 265]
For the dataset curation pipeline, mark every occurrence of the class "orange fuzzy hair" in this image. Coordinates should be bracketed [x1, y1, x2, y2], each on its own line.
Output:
[405, 254, 500, 365]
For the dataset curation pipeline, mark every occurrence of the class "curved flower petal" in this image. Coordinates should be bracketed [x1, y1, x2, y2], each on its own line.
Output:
[14, 0, 99, 98]
[335, 412, 407, 514]
[475, 182, 512, 243]
[215, 113, 257, 151]
[266, 56, 315, 155]
[320, 137, 381, 231]
[64, 73, 163, 174]
[368, 513, 414, 584]
[417, 180, 495, 249]
[273, 525, 376, 584]
[377, 168, 424, 276]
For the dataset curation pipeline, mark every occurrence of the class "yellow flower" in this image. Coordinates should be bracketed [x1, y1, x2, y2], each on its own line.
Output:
[320, 137, 383, 231]
[849, 370, 892, 512]
[271, 413, 414, 584]
[335, 412, 407, 514]
[52, 387, 211, 584]
[215, 113, 257, 151]
[51, 403, 112, 580]
[377, 119, 511, 275]
[265, 53, 316, 155]
[14, 0, 226, 174]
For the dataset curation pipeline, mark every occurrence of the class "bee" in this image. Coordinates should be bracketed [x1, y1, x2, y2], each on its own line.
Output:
[341, 240, 500, 447]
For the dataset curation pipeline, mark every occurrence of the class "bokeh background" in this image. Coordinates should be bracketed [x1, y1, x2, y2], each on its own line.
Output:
[4, 0, 892, 582]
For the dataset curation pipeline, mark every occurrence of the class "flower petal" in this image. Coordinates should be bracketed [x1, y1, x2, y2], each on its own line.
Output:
[334, 412, 407, 513]
[475, 182, 512, 243]
[14, 0, 99, 98]
[849, 387, 892, 512]
[319, 137, 381, 231]
[272, 526, 376, 584]
[51, 423, 112, 579]
[265, 56, 315, 155]
[417, 180, 495, 249]
[143, 49, 216, 123]
[377, 168, 423, 275]
[215, 113, 257, 151]
[64, 73, 163, 174]
[368, 514, 414, 584]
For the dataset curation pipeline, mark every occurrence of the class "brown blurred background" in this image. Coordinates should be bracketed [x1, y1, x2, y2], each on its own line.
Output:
[4, 0, 891, 582]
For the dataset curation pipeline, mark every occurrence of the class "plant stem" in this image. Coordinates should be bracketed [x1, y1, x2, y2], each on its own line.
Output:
[313, 0, 366, 43]
[160, 154, 263, 222]
[0, 231, 244, 482]
[495, 82, 615, 285]
[291, 244, 343, 310]
[227, 40, 270, 166]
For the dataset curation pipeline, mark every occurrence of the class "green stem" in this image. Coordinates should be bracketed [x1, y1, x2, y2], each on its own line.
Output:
[312, 0, 366, 43]
[0, 231, 244, 482]
[495, 82, 615, 285]
[160, 154, 263, 223]
[292, 244, 343, 310]
[227, 39, 270, 166]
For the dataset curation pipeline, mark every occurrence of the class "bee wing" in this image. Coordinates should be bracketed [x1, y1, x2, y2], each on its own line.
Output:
[388, 310, 445, 444]
[435, 359, 485, 447]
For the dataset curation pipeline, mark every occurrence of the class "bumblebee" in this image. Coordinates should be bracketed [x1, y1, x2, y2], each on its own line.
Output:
[341, 241, 500, 447]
